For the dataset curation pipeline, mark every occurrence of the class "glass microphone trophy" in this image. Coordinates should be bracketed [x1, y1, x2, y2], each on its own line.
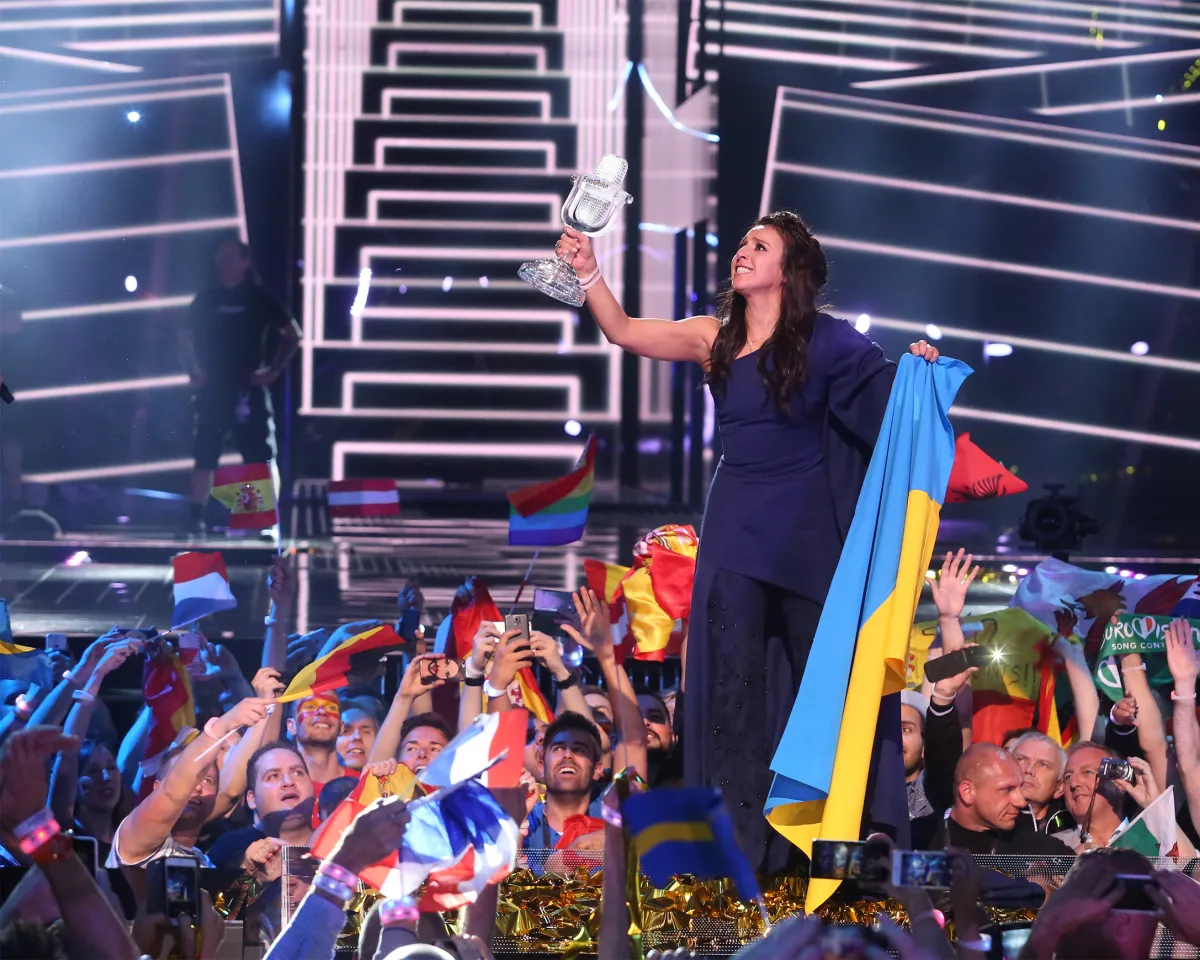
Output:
[518, 154, 633, 307]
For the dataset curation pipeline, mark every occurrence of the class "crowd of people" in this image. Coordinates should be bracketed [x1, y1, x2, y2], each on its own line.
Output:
[4, 548, 1200, 960]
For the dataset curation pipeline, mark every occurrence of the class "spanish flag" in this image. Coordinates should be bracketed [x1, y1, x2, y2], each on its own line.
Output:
[277, 624, 404, 702]
[766, 355, 969, 912]
[211, 462, 277, 530]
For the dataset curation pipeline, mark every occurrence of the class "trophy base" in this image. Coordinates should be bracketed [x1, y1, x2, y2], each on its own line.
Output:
[518, 258, 586, 308]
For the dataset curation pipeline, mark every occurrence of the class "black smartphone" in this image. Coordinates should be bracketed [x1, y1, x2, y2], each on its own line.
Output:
[504, 613, 530, 642]
[810, 839, 891, 882]
[71, 835, 99, 876]
[1113, 874, 1158, 914]
[891, 849, 954, 888]
[923, 645, 993, 684]
[398, 607, 421, 642]
[532, 588, 583, 667]
[147, 854, 200, 918]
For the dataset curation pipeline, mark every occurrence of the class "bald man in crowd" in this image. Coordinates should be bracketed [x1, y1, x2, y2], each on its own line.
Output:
[927, 743, 1072, 856]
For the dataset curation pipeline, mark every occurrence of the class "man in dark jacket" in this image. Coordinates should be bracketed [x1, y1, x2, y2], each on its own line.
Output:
[1010, 731, 1074, 837]
[929, 743, 1073, 856]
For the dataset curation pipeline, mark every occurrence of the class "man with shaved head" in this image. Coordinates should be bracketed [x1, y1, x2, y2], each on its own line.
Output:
[927, 743, 1072, 855]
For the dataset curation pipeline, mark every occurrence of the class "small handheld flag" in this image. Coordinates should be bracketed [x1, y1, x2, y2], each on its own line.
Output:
[419, 709, 526, 790]
[622, 787, 762, 901]
[507, 434, 596, 546]
[171, 552, 237, 629]
[328, 479, 400, 518]
[211, 462, 277, 530]
[0, 599, 53, 687]
[277, 623, 404, 702]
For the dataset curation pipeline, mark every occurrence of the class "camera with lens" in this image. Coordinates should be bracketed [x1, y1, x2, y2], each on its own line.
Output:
[1098, 757, 1136, 785]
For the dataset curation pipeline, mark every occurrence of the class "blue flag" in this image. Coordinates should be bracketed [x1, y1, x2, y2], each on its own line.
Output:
[622, 787, 761, 901]
[0, 599, 52, 687]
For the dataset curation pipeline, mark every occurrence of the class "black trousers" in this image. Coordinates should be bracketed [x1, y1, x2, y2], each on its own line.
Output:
[192, 384, 275, 470]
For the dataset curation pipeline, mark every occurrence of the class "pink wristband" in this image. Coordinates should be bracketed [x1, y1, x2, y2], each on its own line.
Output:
[203, 716, 224, 741]
[319, 860, 359, 888]
[379, 897, 420, 926]
[14, 808, 60, 855]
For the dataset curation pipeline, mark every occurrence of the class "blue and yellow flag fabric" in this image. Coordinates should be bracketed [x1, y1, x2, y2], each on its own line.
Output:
[0, 599, 52, 686]
[622, 787, 762, 901]
[766, 355, 970, 912]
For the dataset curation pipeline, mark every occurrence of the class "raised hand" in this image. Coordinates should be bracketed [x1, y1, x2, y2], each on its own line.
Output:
[488, 629, 535, 693]
[1149, 871, 1200, 946]
[362, 758, 399, 778]
[1166, 618, 1199, 689]
[930, 643, 980, 705]
[470, 621, 502, 673]
[0, 726, 79, 823]
[529, 630, 569, 681]
[907, 339, 940, 363]
[567, 587, 612, 662]
[927, 548, 979, 622]
[211, 697, 275, 739]
[1115, 755, 1160, 809]
[88, 638, 144, 690]
[398, 654, 452, 698]
[558, 226, 598, 277]
[1111, 694, 1139, 727]
[251, 666, 284, 700]
[242, 836, 284, 883]
[267, 554, 295, 611]
[327, 796, 410, 875]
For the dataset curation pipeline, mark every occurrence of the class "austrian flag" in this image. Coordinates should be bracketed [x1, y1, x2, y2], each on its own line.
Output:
[328, 479, 400, 518]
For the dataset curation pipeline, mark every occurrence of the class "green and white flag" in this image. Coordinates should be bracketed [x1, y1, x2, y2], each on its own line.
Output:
[1094, 613, 1200, 702]
[1110, 786, 1179, 859]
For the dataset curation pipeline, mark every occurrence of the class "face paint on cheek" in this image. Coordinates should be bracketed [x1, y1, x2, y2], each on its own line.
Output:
[298, 697, 341, 724]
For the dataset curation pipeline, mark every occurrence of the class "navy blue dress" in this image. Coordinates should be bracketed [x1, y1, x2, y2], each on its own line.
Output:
[683, 313, 897, 871]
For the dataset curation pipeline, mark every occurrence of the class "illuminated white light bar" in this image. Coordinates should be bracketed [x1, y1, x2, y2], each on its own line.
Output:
[0, 9, 273, 30]
[383, 88, 552, 120]
[714, 0, 1141, 48]
[0, 149, 235, 181]
[1035, 90, 1200, 116]
[25, 453, 240, 485]
[364, 189, 561, 225]
[332, 441, 585, 481]
[0, 217, 241, 249]
[0, 72, 227, 100]
[341, 371, 582, 416]
[771, 161, 1200, 233]
[17, 374, 188, 401]
[349, 268, 372, 317]
[0, 84, 225, 116]
[0, 43, 140, 72]
[706, 42, 923, 71]
[22, 295, 191, 321]
[371, 137, 558, 169]
[866, 316, 1200, 373]
[385, 42, 547, 71]
[393, 1, 543, 28]
[776, 92, 1200, 167]
[822, 235, 1200, 300]
[357, 245, 551, 272]
[921, 0, 1200, 27]
[67, 33, 278, 52]
[950, 406, 1200, 452]
[855, 47, 1200, 90]
[717, 18, 1039, 59]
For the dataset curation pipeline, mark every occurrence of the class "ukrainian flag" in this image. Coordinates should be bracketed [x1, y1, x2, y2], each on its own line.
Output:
[766, 354, 970, 912]
[623, 787, 761, 901]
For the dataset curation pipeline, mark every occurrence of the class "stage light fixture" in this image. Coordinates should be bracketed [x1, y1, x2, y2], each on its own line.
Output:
[126, 110, 140, 122]
[1019, 483, 1102, 558]
[855, 313, 872, 332]
[442, 276, 454, 292]
[984, 342, 1014, 357]
[124, 275, 137, 292]
[1131, 341, 1150, 355]
[925, 323, 943, 340]
[564, 419, 582, 437]
[478, 276, 489, 288]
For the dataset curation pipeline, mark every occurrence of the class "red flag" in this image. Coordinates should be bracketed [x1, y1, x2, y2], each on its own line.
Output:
[946, 433, 1028, 503]
[139, 651, 195, 798]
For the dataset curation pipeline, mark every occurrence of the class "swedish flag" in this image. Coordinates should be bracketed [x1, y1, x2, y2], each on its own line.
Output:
[622, 787, 761, 900]
[766, 355, 970, 912]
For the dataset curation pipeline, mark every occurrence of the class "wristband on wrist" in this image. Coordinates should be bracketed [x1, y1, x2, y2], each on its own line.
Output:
[379, 897, 420, 927]
[264, 615, 277, 626]
[31, 833, 73, 866]
[72, 688, 96, 704]
[957, 935, 992, 953]
[464, 659, 485, 680]
[463, 674, 485, 687]
[313, 873, 355, 906]
[578, 268, 602, 292]
[14, 808, 61, 855]
[483, 679, 506, 699]
[318, 860, 359, 888]
[1123, 662, 1147, 672]
[554, 671, 580, 690]
[1172, 690, 1197, 701]
[203, 716, 225, 741]
[64, 671, 85, 691]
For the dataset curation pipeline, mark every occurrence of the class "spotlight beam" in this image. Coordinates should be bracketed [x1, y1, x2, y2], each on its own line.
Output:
[950, 406, 1200, 453]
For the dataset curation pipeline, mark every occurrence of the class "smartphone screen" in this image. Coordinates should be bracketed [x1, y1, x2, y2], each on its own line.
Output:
[531, 589, 583, 667]
[811, 840, 890, 882]
[163, 856, 200, 918]
[71, 835, 98, 876]
[45, 633, 69, 653]
[891, 850, 953, 888]
[1113, 874, 1158, 913]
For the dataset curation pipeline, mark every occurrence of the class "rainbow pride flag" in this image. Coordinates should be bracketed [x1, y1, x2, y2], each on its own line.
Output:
[507, 434, 596, 547]
[765, 355, 970, 912]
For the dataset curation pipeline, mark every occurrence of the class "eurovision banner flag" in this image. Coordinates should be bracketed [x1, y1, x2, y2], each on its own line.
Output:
[1095, 613, 1200, 702]
[507, 434, 596, 547]
[171, 552, 237, 629]
[328, 479, 400, 518]
[766, 355, 970, 913]
[211, 462, 277, 530]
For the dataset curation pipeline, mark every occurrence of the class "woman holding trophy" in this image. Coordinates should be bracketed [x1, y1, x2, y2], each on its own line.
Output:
[548, 196, 939, 870]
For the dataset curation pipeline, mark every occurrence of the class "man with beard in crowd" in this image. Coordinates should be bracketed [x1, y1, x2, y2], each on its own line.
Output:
[286, 692, 349, 792]
[637, 688, 682, 787]
[523, 712, 604, 849]
[207, 741, 316, 873]
[1010, 731, 1073, 837]
[336, 699, 380, 773]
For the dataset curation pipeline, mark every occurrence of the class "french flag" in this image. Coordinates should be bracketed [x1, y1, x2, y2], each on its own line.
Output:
[171, 552, 237, 629]
[328, 479, 400, 518]
[419, 709, 526, 791]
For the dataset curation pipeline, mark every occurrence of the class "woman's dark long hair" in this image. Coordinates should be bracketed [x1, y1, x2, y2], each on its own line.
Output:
[706, 210, 829, 412]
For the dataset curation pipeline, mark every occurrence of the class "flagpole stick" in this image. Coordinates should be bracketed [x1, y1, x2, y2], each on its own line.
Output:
[509, 550, 540, 613]
[195, 703, 278, 763]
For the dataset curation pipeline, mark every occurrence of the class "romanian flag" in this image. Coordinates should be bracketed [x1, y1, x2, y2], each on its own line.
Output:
[623, 787, 762, 900]
[507, 434, 596, 547]
[211, 462, 277, 530]
[277, 624, 404, 702]
[140, 650, 196, 793]
[328, 479, 399, 518]
[449, 579, 553, 724]
[766, 355, 970, 912]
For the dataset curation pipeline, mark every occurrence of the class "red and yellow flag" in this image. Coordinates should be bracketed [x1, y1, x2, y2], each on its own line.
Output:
[211, 462, 277, 530]
[139, 650, 196, 797]
[278, 624, 404, 702]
